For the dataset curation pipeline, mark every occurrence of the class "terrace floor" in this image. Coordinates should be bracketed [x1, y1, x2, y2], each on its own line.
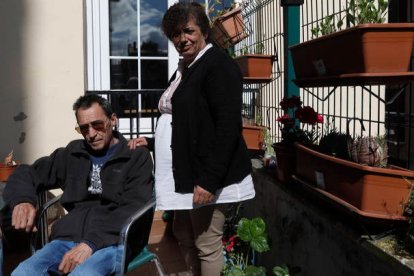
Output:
[127, 211, 190, 276]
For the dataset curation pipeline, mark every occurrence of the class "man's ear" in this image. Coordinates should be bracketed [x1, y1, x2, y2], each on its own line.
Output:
[110, 113, 118, 129]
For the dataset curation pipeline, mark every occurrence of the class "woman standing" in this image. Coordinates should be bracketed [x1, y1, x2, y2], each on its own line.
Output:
[130, 2, 255, 275]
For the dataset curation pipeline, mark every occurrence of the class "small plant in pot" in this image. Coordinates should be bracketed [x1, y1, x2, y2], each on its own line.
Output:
[311, 0, 388, 37]
[208, 0, 249, 49]
[234, 40, 276, 83]
[0, 150, 19, 182]
[290, 0, 414, 87]
[318, 118, 388, 167]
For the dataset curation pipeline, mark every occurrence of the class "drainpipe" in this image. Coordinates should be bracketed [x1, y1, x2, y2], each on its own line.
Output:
[281, 0, 303, 99]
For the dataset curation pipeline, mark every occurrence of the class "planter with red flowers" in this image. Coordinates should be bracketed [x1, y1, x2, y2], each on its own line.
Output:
[272, 96, 323, 183]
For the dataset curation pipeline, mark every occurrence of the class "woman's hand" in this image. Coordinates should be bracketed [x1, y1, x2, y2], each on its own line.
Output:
[128, 137, 148, 149]
[193, 185, 214, 204]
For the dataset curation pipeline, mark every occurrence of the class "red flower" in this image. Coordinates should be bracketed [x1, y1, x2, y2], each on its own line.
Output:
[295, 106, 319, 125]
[317, 114, 324, 123]
[276, 114, 291, 123]
[276, 96, 323, 145]
[225, 235, 238, 252]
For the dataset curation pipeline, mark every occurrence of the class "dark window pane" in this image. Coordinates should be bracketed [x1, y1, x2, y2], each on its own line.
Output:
[110, 59, 139, 89]
[110, 0, 138, 56]
[141, 60, 168, 89]
[140, 0, 168, 56]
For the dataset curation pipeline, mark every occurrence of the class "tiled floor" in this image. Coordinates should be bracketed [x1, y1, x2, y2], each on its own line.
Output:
[126, 211, 190, 276]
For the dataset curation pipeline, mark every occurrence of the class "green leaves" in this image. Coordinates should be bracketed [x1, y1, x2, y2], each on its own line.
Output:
[244, 265, 267, 276]
[273, 265, 290, 276]
[311, 15, 343, 37]
[237, 217, 270, 253]
[347, 0, 388, 25]
[312, 0, 388, 38]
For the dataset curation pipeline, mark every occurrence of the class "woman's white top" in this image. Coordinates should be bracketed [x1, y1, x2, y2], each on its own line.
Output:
[154, 44, 255, 210]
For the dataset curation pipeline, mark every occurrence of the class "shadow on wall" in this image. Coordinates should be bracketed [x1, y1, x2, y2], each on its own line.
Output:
[0, 2, 26, 162]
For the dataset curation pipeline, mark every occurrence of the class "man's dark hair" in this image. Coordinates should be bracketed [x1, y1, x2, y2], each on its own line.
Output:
[162, 2, 211, 41]
[73, 94, 113, 118]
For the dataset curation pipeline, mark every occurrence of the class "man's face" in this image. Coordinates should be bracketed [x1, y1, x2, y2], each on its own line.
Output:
[76, 103, 117, 152]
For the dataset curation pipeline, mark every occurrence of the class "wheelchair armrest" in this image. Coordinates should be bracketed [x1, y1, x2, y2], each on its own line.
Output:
[30, 193, 62, 254]
[119, 197, 155, 242]
[117, 197, 156, 275]
[37, 194, 62, 220]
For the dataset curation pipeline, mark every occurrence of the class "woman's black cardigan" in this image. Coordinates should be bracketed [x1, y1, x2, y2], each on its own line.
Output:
[169, 47, 251, 194]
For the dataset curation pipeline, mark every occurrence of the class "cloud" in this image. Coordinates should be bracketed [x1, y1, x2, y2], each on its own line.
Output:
[109, 0, 167, 55]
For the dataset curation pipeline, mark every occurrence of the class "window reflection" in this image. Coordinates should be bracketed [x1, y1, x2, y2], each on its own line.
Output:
[140, 0, 168, 56]
[110, 59, 138, 89]
[110, 0, 138, 57]
[141, 60, 168, 89]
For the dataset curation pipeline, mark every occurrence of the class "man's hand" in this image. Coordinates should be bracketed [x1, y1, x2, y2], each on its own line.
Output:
[58, 242, 93, 274]
[193, 185, 214, 205]
[12, 202, 37, 232]
[127, 137, 148, 149]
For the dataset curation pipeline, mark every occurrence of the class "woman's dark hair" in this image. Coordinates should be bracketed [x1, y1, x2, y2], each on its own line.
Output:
[162, 2, 211, 41]
[73, 94, 113, 118]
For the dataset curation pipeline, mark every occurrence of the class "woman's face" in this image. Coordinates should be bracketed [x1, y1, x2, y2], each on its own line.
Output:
[171, 17, 207, 63]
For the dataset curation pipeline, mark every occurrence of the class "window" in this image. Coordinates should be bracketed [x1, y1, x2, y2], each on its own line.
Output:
[85, 0, 231, 135]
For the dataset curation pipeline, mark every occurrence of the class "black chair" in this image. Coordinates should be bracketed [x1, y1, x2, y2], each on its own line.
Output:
[30, 194, 166, 275]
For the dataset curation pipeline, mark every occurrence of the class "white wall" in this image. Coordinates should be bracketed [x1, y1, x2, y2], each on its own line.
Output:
[0, 0, 85, 164]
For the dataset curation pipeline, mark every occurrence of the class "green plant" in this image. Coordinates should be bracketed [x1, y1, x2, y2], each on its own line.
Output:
[207, 0, 235, 19]
[222, 216, 289, 276]
[349, 135, 388, 167]
[311, 0, 388, 37]
[311, 14, 344, 37]
[317, 118, 388, 167]
[318, 119, 352, 160]
[264, 130, 275, 156]
[347, 0, 388, 25]
[239, 41, 266, 55]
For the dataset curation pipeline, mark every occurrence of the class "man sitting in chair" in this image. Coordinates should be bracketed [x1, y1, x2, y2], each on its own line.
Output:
[3, 94, 154, 275]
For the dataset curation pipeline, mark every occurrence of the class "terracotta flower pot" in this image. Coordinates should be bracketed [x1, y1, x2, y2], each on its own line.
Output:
[210, 7, 248, 49]
[290, 23, 414, 87]
[0, 163, 18, 182]
[294, 143, 414, 221]
[272, 143, 296, 183]
[242, 125, 266, 151]
[234, 54, 275, 83]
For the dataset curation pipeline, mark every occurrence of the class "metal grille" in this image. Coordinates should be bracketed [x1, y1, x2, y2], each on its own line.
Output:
[237, 0, 285, 145]
[86, 90, 163, 140]
[297, 0, 414, 169]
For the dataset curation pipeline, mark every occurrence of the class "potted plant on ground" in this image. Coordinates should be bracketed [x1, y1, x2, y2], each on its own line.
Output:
[222, 215, 290, 276]
[290, 0, 414, 87]
[272, 96, 323, 183]
[209, 1, 249, 49]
